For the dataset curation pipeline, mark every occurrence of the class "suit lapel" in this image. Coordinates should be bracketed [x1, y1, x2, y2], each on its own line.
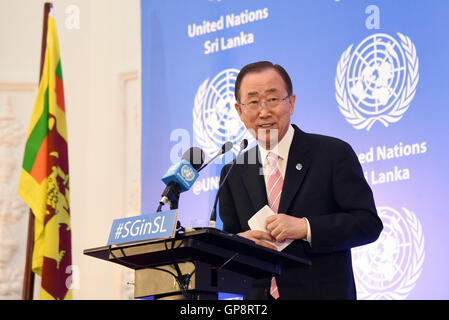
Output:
[278, 126, 311, 214]
[241, 145, 268, 212]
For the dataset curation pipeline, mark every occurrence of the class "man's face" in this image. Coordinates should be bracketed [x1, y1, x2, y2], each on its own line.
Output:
[235, 68, 295, 149]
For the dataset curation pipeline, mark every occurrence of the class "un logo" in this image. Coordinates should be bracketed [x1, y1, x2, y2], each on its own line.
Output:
[181, 164, 195, 182]
[352, 206, 425, 300]
[335, 33, 419, 130]
[193, 68, 255, 157]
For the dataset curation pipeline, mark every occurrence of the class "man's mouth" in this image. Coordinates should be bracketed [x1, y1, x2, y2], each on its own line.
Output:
[258, 123, 276, 129]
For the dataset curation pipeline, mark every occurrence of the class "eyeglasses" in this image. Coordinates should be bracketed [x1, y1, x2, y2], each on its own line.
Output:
[239, 94, 291, 112]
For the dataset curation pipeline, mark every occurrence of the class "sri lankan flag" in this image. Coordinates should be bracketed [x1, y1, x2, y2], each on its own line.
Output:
[18, 8, 72, 300]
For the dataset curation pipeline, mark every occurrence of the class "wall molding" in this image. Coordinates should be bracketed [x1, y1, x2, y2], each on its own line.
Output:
[117, 70, 141, 300]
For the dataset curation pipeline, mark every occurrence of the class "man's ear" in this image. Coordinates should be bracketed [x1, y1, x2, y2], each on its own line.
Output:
[289, 94, 296, 115]
[235, 103, 243, 117]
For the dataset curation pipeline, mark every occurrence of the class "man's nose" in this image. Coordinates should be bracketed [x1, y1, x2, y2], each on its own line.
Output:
[258, 105, 271, 117]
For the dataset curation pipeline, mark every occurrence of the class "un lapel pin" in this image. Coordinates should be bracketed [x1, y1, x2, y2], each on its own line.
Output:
[296, 163, 303, 171]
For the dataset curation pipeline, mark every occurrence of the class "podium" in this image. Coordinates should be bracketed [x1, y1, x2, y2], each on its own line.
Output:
[84, 227, 311, 300]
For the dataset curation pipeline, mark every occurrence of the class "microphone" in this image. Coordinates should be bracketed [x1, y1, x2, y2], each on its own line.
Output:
[181, 146, 205, 171]
[197, 141, 233, 172]
[157, 147, 205, 211]
[208, 139, 248, 228]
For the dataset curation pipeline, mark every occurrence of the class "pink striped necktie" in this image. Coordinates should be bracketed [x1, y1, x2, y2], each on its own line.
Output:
[266, 152, 283, 299]
[266, 152, 283, 213]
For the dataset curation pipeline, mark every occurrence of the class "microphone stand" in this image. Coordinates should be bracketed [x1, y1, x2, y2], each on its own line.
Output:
[209, 140, 248, 228]
[156, 183, 184, 232]
[157, 182, 181, 212]
[197, 141, 233, 173]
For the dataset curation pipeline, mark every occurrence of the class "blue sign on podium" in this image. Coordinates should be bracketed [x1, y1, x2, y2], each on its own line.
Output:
[107, 210, 178, 246]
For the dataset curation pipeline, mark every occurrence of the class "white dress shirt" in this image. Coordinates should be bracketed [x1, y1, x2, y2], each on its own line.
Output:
[258, 125, 312, 245]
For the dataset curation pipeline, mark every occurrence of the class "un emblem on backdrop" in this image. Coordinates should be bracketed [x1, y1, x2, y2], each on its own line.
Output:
[352, 206, 425, 300]
[193, 68, 255, 157]
[335, 33, 419, 130]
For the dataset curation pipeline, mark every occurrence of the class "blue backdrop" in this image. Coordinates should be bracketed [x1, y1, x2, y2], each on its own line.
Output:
[141, 0, 449, 299]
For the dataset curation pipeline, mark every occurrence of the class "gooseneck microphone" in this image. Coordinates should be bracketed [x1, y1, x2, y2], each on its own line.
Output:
[209, 139, 248, 228]
[157, 147, 205, 212]
[197, 141, 233, 172]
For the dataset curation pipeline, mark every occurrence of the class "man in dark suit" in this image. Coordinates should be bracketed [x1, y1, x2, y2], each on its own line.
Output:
[219, 61, 383, 299]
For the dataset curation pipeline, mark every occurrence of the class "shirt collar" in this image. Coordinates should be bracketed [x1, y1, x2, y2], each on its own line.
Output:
[258, 124, 294, 164]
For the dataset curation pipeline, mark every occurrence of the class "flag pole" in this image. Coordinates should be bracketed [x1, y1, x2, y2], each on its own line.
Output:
[22, 2, 53, 300]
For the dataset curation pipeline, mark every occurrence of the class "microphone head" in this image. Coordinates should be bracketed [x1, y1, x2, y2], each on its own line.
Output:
[182, 147, 205, 171]
[221, 141, 234, 154]
[240, 139, 248, 150]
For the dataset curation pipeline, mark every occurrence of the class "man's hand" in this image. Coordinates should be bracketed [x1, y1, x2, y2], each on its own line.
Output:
[265, 214, 308, 243]
[237, 230, 278, 250]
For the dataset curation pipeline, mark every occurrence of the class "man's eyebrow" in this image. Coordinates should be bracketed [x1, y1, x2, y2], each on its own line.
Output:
[246, 91, 259, 97]
[245, 88, 279, 97]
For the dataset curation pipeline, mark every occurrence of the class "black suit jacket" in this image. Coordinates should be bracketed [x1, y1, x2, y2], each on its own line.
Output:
[219, 125, 383, 299]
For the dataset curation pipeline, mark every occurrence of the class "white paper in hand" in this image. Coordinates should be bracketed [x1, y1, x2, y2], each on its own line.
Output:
[248, 205, 293, 251]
